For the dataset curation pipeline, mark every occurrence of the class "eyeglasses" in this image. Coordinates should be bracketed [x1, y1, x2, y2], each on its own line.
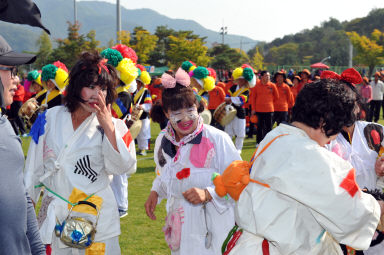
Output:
[0, 66, 18, 78]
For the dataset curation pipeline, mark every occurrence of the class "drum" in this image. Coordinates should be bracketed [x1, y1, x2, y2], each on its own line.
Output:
[126, 106, 144, 139]
[129, 119, 142, 139]
[200, 109, 212, 125]
[18, 98, 40, 128]
[213, 102, 237, 127]
[131, 105, 143, 121]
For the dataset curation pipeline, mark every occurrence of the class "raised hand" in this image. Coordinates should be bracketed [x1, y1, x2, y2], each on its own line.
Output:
[93, 90, 118, 151]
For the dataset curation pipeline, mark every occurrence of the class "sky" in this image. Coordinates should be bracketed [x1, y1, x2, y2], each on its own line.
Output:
[85, 0, 384, 43]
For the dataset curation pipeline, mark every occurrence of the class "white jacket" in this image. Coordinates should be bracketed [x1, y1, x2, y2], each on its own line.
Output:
[231, 124, 380, 255]
[24, 106, 137, 245]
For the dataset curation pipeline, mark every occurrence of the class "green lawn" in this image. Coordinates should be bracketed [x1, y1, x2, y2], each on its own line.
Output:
[21, 122, 255, 254]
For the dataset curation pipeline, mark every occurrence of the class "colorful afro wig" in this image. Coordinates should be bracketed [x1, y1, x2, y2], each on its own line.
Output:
[136, 64, 151, 85]
[181, 60, 197, 73]
[207, 68, 217, 82]
[232, 64, 256, 88]
[112, 44, 138, 64]
[41, 63, 69, 92]
[53, 61, 68, 73]
[189, 66, 215, 92]
[101, 48, 138, 87]
[27, 70, 42, 86]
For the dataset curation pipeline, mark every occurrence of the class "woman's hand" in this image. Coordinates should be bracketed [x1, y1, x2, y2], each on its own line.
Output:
[375, 156, 384, 177]
[94, 90, 114, 132]
[182, 188, 212, 205]
[145, 191, 159, 220]
[93, 90, 118, 151]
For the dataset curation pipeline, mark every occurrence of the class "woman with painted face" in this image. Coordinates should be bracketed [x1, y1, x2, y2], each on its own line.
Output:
[145, 68, 241, 255]
[24, 51, 137, 254]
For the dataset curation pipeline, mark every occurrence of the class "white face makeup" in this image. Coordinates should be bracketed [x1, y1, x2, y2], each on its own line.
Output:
[80, 84, 107, 113]
[167, 105, 199, 138]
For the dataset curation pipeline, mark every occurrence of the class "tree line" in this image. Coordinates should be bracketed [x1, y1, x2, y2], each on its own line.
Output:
[33, 8, 384, 77]
[249, 8, 384, 76]
[33, 22, 263, 72]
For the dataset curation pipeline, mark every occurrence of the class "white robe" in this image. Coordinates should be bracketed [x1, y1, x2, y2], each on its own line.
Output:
[151, 124, 241, 255]
[327, 121, 379, 190]
[230, 123, 380, 255]
[327, 121, 384, 255]
[24, 106, 137, 246]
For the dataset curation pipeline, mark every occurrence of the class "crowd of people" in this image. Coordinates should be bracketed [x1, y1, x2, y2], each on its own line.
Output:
[1, 32, 384, 255]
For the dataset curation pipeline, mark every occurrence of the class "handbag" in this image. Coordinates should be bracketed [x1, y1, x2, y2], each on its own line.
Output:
[162, 207, 184, 251]
[55, 201, 99, 249]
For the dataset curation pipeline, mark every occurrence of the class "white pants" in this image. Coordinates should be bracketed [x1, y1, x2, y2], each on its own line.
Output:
[111, 173, 128, 211]
[50, 234, 120, 255]
[137, 118, 150, 150]
[224, 116, 245, 152]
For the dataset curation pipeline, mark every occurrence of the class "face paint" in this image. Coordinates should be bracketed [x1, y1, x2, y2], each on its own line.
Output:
[168, 106, 199, 136]
[80, 84, 107, 112]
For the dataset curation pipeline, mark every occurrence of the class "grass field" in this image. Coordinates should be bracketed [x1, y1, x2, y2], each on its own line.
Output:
[21, 122, 256, 255]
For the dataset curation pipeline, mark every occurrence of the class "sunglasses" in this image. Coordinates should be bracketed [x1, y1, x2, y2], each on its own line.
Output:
[0, 66, 18, 78]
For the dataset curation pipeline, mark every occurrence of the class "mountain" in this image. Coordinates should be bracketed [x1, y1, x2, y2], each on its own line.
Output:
[0, 0, 258, 53]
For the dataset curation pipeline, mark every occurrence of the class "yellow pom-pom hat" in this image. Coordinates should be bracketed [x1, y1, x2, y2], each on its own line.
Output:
[41, 62, 69, 92]
[181, 60, 197, 73]
[27, 70, 42, 86]
[100, 48, 138, 88]
[232, 64, 256, 88]
[189, 66, 216, 92]
[136, 64, 151, 85]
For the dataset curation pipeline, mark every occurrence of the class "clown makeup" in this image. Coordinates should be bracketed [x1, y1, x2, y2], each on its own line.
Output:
[167, 106, 199, 137]
[80, 84, 107, 112]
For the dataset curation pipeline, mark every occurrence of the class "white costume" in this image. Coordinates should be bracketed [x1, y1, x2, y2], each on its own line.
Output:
[151, 119, 241, 254]
[111, 173, 129, 212]
[327, 121, 384, 255]
[24, 106, 137, 254]
[224, 85, 249, 154]
[229, 124, 380, 255]
[133, 87, 152, 150]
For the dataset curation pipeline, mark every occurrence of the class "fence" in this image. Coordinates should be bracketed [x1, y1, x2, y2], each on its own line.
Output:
[266, 65, 384, 78]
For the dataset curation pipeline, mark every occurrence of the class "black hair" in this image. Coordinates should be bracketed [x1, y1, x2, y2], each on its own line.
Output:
[344, 82, 366, 121]
[150, 83, 204, 124]
[292, 79, 356, 137]
[259, 70, 269, 77]
[64, 51, 118, 113]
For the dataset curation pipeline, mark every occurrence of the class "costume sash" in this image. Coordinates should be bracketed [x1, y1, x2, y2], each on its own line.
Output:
[35, 89, 47, 101]
[232, 87, 249, 97]
[42, 89, 61, 105]
[133, 87, 146, 105]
